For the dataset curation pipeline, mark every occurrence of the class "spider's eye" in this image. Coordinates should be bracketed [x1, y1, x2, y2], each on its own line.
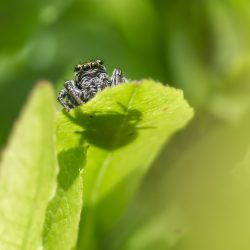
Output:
[97, 59, 104, 65]
[83, 64, 90, 70]
[74, 65, 81, 72]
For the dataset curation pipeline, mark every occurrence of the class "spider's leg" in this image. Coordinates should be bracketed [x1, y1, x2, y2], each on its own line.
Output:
[111, 68, 127, 86]
[57, 88, 73, 112]
[64, 80, 84, 105]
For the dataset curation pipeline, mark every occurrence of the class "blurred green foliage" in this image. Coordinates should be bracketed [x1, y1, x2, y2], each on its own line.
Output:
[1, 0, 250, 249]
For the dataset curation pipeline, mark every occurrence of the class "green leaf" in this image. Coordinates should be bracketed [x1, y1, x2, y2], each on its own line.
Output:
[0, 82, 56, 250]
[55, 80, 193, 250]
[42, 104, 87, 249]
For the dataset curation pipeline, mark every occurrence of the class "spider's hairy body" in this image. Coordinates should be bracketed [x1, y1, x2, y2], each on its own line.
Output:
[57, 59, 127, 111]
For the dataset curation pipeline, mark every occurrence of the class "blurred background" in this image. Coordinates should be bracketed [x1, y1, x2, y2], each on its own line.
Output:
[1, 0, 250, 249]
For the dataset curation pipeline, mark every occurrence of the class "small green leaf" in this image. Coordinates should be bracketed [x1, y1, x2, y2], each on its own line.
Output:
[0, 82, 57, 250]
[56, 80, 193, 249]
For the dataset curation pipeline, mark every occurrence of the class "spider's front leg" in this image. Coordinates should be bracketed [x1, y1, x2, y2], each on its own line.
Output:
[111, 68, 127, 86]
[64, 80, 84, 105]
[57, 88, 73, 112]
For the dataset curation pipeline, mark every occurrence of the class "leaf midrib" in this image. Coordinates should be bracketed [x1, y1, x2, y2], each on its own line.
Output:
[90, 84, 139, 205]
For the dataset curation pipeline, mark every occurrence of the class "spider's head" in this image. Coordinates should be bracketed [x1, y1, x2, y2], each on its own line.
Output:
[74, 59, 105, 73]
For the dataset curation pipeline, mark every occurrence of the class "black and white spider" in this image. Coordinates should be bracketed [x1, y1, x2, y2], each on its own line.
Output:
[57, 59, 127, 111]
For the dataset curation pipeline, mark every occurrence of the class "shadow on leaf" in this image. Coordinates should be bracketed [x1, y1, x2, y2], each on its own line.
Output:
[57, 147, 85, 190]
[63, 103, 151, 150]
[42, 146, 86, 245]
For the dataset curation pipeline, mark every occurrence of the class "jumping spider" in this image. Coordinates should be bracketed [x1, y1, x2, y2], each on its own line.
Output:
[57, 59, 127, 111]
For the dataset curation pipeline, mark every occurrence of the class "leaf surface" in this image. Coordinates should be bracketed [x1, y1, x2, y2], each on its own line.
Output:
[0, 83, 56, 250]
[42, 102, 87, 250]
[55, 80, 193, 249]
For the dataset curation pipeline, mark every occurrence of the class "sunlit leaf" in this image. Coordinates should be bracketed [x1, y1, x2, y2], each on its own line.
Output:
[55, 80, 193, 249]
[0, 82, 56, 249]
[42, 105, 88, 250]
